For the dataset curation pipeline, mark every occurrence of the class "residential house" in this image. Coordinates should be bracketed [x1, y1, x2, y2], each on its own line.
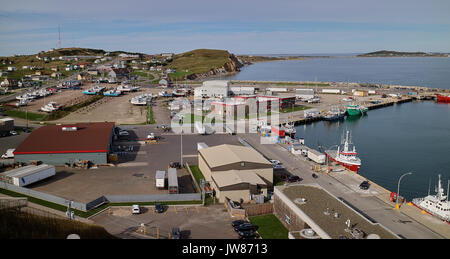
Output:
[108, 68, 130, 81]
[51, 72, 62, 78]
[77, 72, 91, 81]
[51, 66, 59, 72]
[2, 78, 19, 88]
[7, 67, 17, 71]
[87, 69, 99, 76]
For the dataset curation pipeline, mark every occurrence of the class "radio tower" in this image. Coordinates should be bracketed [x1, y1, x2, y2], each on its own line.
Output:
[58, 25, 62, 49]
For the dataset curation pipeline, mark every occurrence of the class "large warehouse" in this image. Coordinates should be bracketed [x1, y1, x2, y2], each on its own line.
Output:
[198, 144, 273, 203]
[13, 122, 115, 165]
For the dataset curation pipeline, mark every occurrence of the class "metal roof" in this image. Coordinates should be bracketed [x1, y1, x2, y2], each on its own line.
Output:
[199, 144, 271, 169]
[14, 122, 115, 154]
[212, 170, 267, 188]
[1, 164, 54, 178]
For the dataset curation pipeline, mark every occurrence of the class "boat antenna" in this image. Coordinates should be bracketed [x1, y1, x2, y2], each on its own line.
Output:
[447, 179, 449, 202]
[428, 178, 431, 196]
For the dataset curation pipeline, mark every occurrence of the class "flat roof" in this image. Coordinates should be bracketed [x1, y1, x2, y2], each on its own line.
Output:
[278, 184, 398, 239]
[14, 122, 115, 155]
[1, 164, 54, 178]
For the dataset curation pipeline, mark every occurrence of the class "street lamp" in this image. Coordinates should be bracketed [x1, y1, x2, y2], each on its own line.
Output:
[395, 172, 412, 209]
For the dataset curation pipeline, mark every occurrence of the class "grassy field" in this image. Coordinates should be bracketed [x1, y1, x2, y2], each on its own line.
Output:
[279, 105, 310, 113]
[2, 107, 47, 121]
[249, 214, 288, 239]
[0, 208, 116, 239]
[189, 165, 205, 185]
[167, 49, 231, 79]
[147, 105, 155, 124]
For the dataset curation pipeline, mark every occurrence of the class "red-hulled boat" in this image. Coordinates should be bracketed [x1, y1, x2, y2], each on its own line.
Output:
[325, 131, 361, 172]
[436, 94, 450, 103]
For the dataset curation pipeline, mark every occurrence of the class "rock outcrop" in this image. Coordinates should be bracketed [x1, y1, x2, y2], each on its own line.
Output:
[186, 53, 244, 80]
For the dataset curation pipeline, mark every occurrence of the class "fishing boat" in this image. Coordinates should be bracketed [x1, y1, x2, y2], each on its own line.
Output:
[103, 89, 122, 97]
[325, 130, 361, 172]
[282, 121, 296, 137]
[412, 175, 450, 223]
[130, 93, 154, 105]
[118, 84, 140, 92]
[40, 102, 63, 112]
[15, 99, 29, 107]
[323, 107, 346, 121]
[172, 89, 186, 97]
[83, 85, 105, 95]
[436, 94, 450, 103]
[346, 104, 368, 116]
[159, 90, 173, 97]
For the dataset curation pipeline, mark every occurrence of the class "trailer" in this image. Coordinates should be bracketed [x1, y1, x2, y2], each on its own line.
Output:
[271, 126, 285, 137]
[197, 142, 209, 151]
[322, 89, 341, 94]
[0, 164, 55, 187]
[1, 148, 15, 159]
[168, 168, 178, 194]
[307, 149, 326, 164]
[156, 170, 166, 189]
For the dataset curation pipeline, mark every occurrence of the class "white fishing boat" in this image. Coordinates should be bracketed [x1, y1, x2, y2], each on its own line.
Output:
[103, 88, 122, 97]
[412, 175, 450, 222]
[40, 102, 63, 112]
[118, 84, 140, 92]
[15, 99, 29, 107]
[130, 93, 154, 105]
[159, 90, 173, 97]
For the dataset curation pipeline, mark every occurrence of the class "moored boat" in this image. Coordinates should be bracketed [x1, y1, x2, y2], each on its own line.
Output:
[347, 104, 368, 116]
[324, 107, 346, 121]
[325, 130, 361, 172]
[436, 94, 450, 103]
[412, 175, 450, 223]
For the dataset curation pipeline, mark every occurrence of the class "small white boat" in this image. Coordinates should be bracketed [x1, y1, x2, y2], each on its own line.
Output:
[40, 101, 63, 112]
[104, 89, 122, 97]
[118, 84, 140, 92]
[130, 93, 154, 105]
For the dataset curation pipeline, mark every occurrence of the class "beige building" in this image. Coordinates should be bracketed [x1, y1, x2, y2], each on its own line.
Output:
[198, 144, 273, 203]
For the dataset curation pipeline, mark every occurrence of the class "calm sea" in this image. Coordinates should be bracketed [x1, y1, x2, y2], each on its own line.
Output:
[225, 56, 450, 89]
[226, 57, 450, 200]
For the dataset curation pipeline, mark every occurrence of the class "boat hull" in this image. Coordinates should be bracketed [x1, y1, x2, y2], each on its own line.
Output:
[436, 94, 450, 103]
[325, 151, 360, 172]
[347, 108, 362, 116]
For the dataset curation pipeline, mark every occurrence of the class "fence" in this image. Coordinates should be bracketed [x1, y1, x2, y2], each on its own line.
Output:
[1, 181, 201, 214]
[0, 181, 87, 211]
[224, 197, 246, 219]
[0, 197, 28, 210]
[242, 203, 274, 217]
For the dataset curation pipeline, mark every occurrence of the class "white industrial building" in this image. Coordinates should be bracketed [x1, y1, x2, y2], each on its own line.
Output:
[230, 86, 255, 95]
[194, 80, 230, 98]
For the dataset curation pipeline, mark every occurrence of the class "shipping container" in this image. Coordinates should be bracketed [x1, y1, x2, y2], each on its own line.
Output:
[168, 168, 178, 194]
[322, 89, 341, 94]
[0, 164, 55, 187]
[307, 149, 326, 164]
[156, 170, 166, 189]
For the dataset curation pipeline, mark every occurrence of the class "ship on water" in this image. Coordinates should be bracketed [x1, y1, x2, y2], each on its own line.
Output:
[324, 107, 346, 121]
[346, 103, 368, 116]
[325, 130, 361, 172]
[412, 174, 450, 223]
[436, 94, 450, 103]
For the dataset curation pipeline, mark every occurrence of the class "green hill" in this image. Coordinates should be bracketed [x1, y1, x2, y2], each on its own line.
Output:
[357, 50, 445, 57]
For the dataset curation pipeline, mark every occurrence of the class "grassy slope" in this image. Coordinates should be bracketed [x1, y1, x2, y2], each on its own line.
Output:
[167, 49, 230, 79]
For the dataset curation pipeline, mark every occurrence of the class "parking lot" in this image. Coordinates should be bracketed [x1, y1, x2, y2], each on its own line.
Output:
[91, 205, 238, 239]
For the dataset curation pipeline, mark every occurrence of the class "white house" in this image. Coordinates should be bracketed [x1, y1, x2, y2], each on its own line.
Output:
[7, 67, 17, 71]
[194, 80, 230, 98]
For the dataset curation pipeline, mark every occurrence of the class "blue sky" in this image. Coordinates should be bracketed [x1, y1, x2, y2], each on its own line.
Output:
[1, 0, 450, 56]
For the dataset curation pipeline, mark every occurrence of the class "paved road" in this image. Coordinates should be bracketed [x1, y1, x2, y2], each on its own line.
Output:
[239, 133, 447, 239]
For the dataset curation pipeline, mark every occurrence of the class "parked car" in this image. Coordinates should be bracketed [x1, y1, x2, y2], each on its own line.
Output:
[273, 164, 285, 170]
[155, 203, 165, 213]
[288, 176, 302, 183]
[9, 130, 18, 136]
[238, 230, 258, 239]
[312, 173, 318, 179]
[231, 220, 248, 228]
[132, 205, 140, 214]
[169, 162, 182, 169]
[269, 159, 281, 165]
[234, 223, 258, 232]
[359, 181, 370, 190]
[118, 130, 129, 136]
[171, 227, 181, 239]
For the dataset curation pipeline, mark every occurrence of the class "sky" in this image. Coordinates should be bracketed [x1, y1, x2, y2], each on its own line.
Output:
[1, 0, 450, 56]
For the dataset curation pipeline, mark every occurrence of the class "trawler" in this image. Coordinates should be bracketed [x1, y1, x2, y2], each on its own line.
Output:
[412, 175, 450, 223]
[325, 130, 361, 172]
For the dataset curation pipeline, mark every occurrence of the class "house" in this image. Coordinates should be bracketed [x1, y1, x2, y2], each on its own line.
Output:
[194, 80, 230, 98]
[77, 72, 91, 81]
[51, 72, 62, 78]
[2, 78, 19, 88]
[198, 144, 273, 203]
[51, 66, 59, 72]
[22, 66, 30, 70]
[7, 67, 17, 72]
[158, 78, 172, 88]
[35, 71, 42, 76]
[108, 68, 130, 81]
[65, 65, 74, 71]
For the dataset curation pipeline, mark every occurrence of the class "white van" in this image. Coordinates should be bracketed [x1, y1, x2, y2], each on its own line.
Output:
[132, 205, 140, 214]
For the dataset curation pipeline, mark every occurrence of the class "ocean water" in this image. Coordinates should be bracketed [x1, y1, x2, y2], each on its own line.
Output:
[225, 57, 450, 89]
[294, 101, 450, 200]
[225, 57, 450, 200]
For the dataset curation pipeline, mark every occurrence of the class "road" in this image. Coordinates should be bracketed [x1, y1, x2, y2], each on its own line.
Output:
[239, 132, 447, 239]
